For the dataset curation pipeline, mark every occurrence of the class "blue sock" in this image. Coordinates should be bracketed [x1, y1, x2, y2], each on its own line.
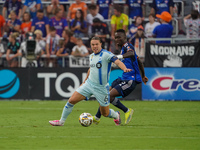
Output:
[60, 102, 74, 121]
[111, 98, 128, 113]
[95, 107, 102, 119]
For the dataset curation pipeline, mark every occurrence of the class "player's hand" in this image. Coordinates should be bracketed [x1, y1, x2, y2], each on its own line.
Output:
[142, 76, 148, 85]
[124, 68, 132, 72]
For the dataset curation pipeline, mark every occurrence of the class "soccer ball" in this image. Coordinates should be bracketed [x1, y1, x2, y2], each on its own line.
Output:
[79, 112, 93, 127]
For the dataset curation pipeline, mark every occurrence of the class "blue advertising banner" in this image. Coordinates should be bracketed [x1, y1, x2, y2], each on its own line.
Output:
[142, 68, 200, 100]
[0, 68, 141, 100]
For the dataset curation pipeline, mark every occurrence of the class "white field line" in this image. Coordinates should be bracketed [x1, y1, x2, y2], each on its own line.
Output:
[9, 107, 93, 110]
[0, 135, 199, 139]
[8, 107, 199, 112]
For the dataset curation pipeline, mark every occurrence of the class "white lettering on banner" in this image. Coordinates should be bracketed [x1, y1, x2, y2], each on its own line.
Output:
[37, 73, 57, 97]
[69, 56, 89, 68]
[150, 45, 195, 56]
[55, 73, 80, 97]
[37, 72, 86, 98]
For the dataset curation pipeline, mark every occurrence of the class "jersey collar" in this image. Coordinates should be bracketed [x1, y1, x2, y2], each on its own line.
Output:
[94, 49, 103, 55]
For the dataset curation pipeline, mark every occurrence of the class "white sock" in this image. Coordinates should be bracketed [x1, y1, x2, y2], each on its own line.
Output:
[95, 116, 100, 120]
[60, 102, 74, 121]
[108, 109, 118, 119]
[125, 109, 129, 113]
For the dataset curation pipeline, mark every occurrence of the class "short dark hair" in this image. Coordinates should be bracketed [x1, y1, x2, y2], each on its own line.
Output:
[114, 4, 123, 13]
[37, 9, 43, 13]
[149, 13, 156, 18]
[93, 18, 102, 23]
[22, 12, 31, 22]
[88, 4, 97, 10]
[91, 37, 102, 43]
[63, 29, 73, 37]
[115, 29, 126, 36]
[191, 10, 199, 20]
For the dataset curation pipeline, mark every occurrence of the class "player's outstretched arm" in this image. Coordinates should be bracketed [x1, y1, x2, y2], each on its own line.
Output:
[116, 51, 135, 59]
[114, 59, 132, 72]
[137, 57, 148, 85]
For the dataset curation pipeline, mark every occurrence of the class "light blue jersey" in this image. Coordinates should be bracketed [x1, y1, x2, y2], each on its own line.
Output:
[88, 49, 118, 85]
[76, 49, 118, 106]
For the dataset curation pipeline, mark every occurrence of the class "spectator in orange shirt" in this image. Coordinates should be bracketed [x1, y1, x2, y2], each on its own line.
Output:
[67, 0, 87, 21]
[0, 15, 6, 37]
[21, 12, 32, 37]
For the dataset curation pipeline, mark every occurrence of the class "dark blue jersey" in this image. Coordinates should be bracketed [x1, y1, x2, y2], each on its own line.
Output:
[151, 0, 174, 14]
[32, 16, 49, 37]
[97, 0, 112, 19]
[126, 0, 144, 18]
[4, 0, 22, 18]
[153, 23, 173, 43]
[121, 42, 142, 83]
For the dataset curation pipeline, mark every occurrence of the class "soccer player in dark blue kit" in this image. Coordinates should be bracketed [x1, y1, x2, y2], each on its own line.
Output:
[93, 29, 148, 125]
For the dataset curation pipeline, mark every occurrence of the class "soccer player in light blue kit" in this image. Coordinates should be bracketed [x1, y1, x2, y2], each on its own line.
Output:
[49, 37, 132, 126]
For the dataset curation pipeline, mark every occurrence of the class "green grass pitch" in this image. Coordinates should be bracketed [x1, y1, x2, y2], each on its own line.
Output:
[0, 100, 200, 150]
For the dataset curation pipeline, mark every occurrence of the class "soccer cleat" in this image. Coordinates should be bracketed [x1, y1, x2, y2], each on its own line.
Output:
[49, 120, 64, 126]
[93, 116, 100, 125]
[114, 111, 121, 126]
[125, 108, 134, 125]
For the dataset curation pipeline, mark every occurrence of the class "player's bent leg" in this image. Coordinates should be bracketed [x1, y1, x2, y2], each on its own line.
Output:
[100, 105, 121, 126]
[49, 91, 86, 126]
[68, 91, 86, 104]
[110, 88, 128, 113]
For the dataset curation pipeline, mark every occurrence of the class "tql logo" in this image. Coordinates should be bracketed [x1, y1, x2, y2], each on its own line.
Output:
[0, 70, 20, 98]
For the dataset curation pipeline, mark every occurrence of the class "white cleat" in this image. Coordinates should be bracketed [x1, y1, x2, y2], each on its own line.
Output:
[49, 120, 64, 126]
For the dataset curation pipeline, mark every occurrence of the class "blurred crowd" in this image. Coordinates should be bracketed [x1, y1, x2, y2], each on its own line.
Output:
[0, 0, 199, 67]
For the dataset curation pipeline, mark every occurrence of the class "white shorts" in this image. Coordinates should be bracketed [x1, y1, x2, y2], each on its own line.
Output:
[76, 79, 110, 107]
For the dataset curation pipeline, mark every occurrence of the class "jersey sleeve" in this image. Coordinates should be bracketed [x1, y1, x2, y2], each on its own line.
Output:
[16, 19, 21, 26]
[69, 4, 73, 11]
[16, 42, 20, 49]
[31, 18, 36, 26]
[105, 51, 118, 62]
[82, 2, 87, 11]
[0, 16, 5, 26]
[123, 14, 129, 26]
[44, 17, 49, 25]
[63, 19, 68, 27]
[49, 18, 53, 26]
[72, 45, 76, 52]
[110, 16, 116, 25]
[7, 42, 11, 49]
[82, 46, 88, 53]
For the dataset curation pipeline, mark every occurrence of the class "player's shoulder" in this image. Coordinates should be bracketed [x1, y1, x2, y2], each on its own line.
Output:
[102, 49, 111, 53]
[123, 42, 134, 51]
[102, 49, 112, 55]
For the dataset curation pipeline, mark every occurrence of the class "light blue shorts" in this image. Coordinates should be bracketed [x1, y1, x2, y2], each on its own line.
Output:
[76, 79, 110, 107]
